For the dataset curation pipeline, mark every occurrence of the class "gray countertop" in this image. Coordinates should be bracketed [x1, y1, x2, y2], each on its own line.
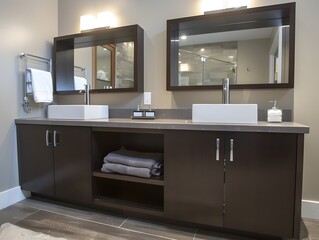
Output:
[15, 117, 310, 134]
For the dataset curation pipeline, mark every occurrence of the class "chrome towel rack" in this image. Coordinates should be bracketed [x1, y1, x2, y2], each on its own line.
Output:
[74, 65, 87, 78]
[19, 53, 52, 113]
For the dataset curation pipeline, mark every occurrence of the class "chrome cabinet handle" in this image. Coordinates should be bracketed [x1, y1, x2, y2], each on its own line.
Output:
[230, 139, 234, 162]
[216, 138, 220, 161]
[53, 130, 57, 147]
[45, 130, 50, 146]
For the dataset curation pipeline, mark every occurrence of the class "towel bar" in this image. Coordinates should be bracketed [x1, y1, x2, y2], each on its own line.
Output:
[20, 53, 52, 113]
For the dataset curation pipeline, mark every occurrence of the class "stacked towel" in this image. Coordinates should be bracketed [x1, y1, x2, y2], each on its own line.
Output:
[74, 76, 87, 90]
[26, 68, 53, 103]
[101, 148, 164, 178]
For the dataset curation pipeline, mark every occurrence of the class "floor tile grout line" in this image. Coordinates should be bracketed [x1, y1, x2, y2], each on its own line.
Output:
[193, 228, 198, 240]
[118, 226, 178, 240]
[119, 218, 127, 228]
[16, 203, 177, 240]
[17, 202, 123, 228]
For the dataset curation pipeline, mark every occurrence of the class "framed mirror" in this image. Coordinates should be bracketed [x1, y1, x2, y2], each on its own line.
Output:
[54, 24, 144, 93]
[167, 3, 295, 90]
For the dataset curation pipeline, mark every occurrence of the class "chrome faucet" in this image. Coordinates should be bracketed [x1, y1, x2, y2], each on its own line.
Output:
[85, 84, 90, 105]
[222, 78, 230, 104]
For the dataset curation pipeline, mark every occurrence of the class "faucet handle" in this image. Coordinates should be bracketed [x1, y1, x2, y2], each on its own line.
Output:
[222, 78, 230, 104]
[269, 100, 277, 109]
[85, 84, 90, 105]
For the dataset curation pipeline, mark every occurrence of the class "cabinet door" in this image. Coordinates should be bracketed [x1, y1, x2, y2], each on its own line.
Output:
[224, 132, 297, 238]
[54, 126, 92, 203]
[164, 131, 224, 227]
[17, 125, 55, 196]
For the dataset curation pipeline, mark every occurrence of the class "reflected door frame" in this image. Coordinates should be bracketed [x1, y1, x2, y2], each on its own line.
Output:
[92, 44, 116, 89]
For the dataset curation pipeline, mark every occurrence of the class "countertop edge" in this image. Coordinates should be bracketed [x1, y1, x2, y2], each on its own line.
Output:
[14, 118, 310, 134]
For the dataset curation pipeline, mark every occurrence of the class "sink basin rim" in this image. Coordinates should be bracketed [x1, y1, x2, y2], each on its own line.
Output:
[192, 104, 258, 124]
[48, 105, 109, 120]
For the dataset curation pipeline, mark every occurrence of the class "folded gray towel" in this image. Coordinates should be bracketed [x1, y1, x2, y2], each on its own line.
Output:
[151, 168, 163, 176]
[104, 148, 163, 169]
[101, 163, 151, 178]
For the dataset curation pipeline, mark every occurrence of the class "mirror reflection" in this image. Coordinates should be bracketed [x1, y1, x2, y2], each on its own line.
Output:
[54, 24, 144, 93]
[176, 26, 289, 87]
[167, 3, 295, 90]
[93, 42, 134, 89]
[73, 42, 135, 90]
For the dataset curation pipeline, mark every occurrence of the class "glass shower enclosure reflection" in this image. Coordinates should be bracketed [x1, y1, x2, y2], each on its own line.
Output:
[178, 42, 237, 86]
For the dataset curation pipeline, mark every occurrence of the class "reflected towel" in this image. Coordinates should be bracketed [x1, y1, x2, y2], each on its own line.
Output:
[101, 163, 151, 178]
[27, 68, 53, 103]
[104, 148, 163, 169]
[74, 76, 87, 90]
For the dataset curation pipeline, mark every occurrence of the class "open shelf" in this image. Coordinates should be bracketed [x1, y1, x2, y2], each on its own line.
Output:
[91, 130, 165, 216]
[93, 170, 164, 186]
[93, 196, 164, 216]
[93, 177, 164, 213]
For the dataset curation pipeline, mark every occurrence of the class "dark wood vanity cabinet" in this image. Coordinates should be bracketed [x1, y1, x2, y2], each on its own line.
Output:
[17, 124, 92, 203]
[164, 131, 224, 227]
[164, 130, 302, 238]
[16, 120, 306, 239]
[17, 125, 55, 197]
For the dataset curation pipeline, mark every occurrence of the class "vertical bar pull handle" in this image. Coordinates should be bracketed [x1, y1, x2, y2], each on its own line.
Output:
[53, 130, 57, 147]
[230, 139, 234, 162]
[216, 138, 220, 161]
[45, 130, 50, 146]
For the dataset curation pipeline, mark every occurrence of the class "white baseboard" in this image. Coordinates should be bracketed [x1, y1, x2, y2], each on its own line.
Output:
[0, 186, 30, 210]
[302, 200, 319, 220]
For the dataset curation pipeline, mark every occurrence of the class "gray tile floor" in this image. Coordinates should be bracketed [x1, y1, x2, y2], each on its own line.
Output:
[0, 197, 317, 240]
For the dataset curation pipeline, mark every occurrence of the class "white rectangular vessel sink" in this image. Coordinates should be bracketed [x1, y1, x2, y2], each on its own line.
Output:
[48, 105, 109, 120]
[192, 104, 258, 124]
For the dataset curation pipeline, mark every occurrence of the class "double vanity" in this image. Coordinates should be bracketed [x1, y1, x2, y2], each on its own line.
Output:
[15, 2, 309, 239]
[15, 115, 309, 240]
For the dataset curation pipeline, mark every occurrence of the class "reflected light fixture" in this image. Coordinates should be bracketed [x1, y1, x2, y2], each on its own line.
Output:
[80, 11, 115, 32]
[180, 63, 191, 72]
[180, 35, 187, 40]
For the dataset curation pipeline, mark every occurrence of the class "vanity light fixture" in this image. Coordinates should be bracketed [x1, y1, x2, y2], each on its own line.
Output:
[80, 11, 115, 32]
[201, 0, 248, 14]
[97, 12, 115, 28]
[80, 15, 96, 32]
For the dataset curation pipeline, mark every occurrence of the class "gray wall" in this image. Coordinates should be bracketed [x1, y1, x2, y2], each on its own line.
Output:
[294, 0, 319, 201]
[0, 0, 58, 192]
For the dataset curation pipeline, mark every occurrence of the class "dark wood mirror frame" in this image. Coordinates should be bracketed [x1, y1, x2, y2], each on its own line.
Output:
[54, 24, 144, 94]
[166, 3, 295, 91]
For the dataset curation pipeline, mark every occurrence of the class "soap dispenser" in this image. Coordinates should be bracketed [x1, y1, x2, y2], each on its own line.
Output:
[267, 100, 282, 123]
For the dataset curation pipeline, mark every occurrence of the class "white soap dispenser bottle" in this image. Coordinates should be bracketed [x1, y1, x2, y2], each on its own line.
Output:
[267, 100, 282, 123]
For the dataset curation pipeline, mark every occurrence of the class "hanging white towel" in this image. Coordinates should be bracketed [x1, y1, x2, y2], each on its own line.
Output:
[74, 76, 87, 90]
[26, 68, 53, 103]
